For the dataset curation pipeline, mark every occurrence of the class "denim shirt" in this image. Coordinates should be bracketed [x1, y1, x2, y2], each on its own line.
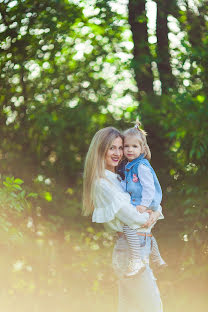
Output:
[125, 154, 162, 211]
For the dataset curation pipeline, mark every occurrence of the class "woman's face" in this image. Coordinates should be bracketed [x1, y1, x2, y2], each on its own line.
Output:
[105, 136, 123, 172]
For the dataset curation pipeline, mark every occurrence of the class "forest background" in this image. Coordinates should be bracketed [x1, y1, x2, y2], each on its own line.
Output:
[0, 0, 208, 311]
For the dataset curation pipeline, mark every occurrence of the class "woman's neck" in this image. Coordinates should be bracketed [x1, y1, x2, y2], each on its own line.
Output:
[105, 166, 115, 173]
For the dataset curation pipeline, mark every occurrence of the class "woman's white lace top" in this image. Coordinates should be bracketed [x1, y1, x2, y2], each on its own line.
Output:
[92, 170, 163, 232]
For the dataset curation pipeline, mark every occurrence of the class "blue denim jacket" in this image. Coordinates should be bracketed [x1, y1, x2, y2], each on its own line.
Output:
[125, 154, 162, 211]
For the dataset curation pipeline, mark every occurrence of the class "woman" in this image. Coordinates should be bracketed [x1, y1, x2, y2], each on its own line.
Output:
[83, 127, 163, 312]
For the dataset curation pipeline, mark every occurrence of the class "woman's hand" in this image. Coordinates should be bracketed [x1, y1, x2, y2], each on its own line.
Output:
[141, 210, 161, 228]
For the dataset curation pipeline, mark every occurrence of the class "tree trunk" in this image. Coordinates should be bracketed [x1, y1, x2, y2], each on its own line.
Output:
[156, 0, 176, 94]
[128, 0, 154, 96]
[186, 5, 208, 94]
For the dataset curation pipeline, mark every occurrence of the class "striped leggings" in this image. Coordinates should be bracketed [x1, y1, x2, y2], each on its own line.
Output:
[123, 225, 164, 265]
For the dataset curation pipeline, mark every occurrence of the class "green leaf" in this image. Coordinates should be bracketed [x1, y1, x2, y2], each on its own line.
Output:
[13, 185, 22, 191]
[27, 192, 38, 198]
[20, 190, 26, 198]
[3, 182, 10, 188]
[43, 192, 52, 202]
[14, 179, 24, 185]
[196, 95, 205, 103]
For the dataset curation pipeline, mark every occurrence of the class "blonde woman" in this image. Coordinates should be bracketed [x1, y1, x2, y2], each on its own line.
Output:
[83, 127, 163, 312]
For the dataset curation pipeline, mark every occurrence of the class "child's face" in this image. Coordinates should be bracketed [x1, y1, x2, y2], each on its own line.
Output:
[124, 136, 143, 162]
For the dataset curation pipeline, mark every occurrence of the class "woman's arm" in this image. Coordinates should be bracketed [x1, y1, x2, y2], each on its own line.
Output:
[115, 204, 149, 229]
[93, 178, 149, 230]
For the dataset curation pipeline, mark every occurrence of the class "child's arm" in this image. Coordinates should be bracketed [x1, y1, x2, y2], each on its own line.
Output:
[137, 164, 156, 210]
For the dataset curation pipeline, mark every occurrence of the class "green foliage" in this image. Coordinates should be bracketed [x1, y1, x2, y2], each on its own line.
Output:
[0, 175, 37, 241]
[0, 0, 133, 183]
[0, 1, 208, 310]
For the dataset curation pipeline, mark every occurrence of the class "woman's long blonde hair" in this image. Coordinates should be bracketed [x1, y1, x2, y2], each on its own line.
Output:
[83, 127, 123, 216]
[123, 119, 151, 160]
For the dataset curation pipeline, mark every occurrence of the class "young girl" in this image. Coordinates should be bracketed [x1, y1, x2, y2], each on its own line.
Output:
[121, 120, 166, 276]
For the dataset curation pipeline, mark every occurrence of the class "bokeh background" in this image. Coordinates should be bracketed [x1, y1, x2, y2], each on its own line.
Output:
[0, 0, 208, 311]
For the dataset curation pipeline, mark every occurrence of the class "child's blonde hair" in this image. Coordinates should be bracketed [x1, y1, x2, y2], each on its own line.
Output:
[82, 127, 123, 216]
[123, 119, 151, 161]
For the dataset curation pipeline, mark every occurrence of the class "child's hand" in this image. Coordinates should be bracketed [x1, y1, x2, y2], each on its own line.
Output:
[142, 210, 161, 228]
[136, 205, 147, 213]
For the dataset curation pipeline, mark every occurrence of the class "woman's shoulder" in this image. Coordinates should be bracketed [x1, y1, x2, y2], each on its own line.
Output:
[95, 176, 109, 187]
[92, 177, 124, 223]
[95, 176, 117, 193]
[94, 174, 127, 199]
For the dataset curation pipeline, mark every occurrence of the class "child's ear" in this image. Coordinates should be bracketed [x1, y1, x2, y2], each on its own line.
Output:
[142, 145, 146, 153]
